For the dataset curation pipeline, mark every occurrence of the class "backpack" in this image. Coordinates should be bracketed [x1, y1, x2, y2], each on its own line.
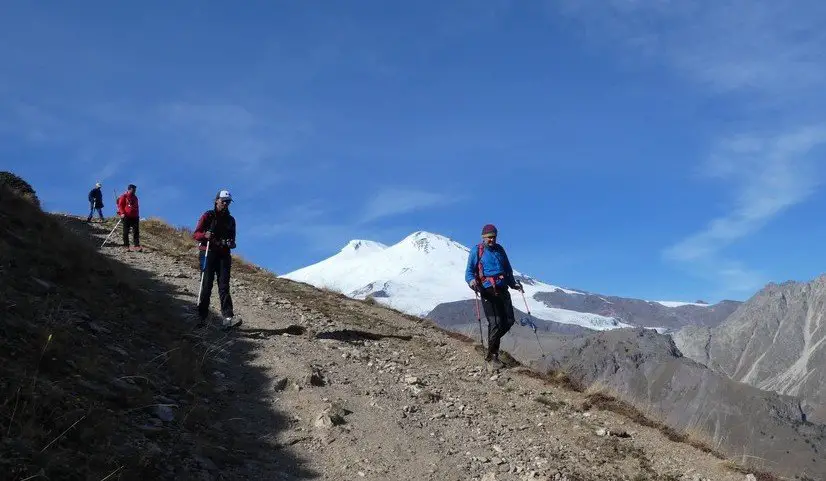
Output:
[475, 243, 505, 294]
[201, 209, 235, 243]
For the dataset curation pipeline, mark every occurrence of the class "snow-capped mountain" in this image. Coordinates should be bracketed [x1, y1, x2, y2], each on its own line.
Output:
[282, 231, 634, 331]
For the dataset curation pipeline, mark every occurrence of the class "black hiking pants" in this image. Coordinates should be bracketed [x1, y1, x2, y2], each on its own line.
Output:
[122, 216, 140, 246]
[479, 286, 516, 359]
[198, 250, 234, 320]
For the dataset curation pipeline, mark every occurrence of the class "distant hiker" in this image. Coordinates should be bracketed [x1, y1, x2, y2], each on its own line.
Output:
[465, 223, 523, 370]
[192, 190, 241, 330]
[116, 184, 141, 251]
[87, 182, 104, 222]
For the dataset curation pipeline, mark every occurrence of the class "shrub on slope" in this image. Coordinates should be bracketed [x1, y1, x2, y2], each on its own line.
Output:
[0, 170, 40, 208]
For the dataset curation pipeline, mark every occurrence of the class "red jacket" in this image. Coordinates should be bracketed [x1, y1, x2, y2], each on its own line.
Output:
[116, 192, 139, 218]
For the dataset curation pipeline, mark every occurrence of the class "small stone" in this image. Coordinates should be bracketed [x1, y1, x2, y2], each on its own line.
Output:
[745, 476, 757, 481]
[152, 405, 175, 422]
[595, 428, 608, 436]
[193, 454, 218, 472]
[87, 322, 111, 334]
[404, 375, 421, 385]
[145, 442, 163, 457]
[273, 378, 289, 391]
[107, 345, 129, 357]
[306, 365, 326, 386]
[110, 378, 141, 393]
[31, 277, 55, 292]
[314, 402, 350, 428]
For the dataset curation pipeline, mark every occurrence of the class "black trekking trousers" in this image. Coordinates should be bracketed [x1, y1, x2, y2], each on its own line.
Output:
[122, 216, 140, 246]
[479, 286, 516, 359]
[198, 250, 234, 320]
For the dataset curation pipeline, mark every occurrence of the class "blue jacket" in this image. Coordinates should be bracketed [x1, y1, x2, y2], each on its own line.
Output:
[465, 243, 517, 289]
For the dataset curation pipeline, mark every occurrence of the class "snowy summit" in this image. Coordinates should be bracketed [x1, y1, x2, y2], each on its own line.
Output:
[282, 231, 634, 331]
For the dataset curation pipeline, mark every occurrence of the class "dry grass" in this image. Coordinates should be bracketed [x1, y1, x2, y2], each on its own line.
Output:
[139, 216, 278, 278]
[0, 190, 237, 480]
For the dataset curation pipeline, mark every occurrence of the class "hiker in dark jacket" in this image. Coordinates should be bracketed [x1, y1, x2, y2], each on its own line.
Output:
[192, 190, 241, 329]
[87, 182, 104, 222]
[465, 223, 523, 369]
[116, 184, 141, 251]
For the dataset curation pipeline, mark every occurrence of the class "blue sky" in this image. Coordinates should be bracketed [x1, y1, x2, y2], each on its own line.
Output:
[3, 1, 826, 303]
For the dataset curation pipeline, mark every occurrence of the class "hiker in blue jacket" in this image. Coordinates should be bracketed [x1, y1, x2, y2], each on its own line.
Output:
[86, 182, 104, 222]
[465, 223, 523, 369]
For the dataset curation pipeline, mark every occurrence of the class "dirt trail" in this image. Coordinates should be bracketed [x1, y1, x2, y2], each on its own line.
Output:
[77, 218, 753, 481]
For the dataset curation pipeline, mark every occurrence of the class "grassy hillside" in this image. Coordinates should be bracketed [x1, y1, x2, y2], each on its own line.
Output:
[0, 185, 304, 480]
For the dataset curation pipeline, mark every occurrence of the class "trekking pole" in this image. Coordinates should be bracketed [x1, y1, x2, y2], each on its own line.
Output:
[100, 218, 122, 248]
[196, 239, 210, 306]
[474, 290, 485, 349]
[196, 219, 217, 307]
[518, 288, 547, 358]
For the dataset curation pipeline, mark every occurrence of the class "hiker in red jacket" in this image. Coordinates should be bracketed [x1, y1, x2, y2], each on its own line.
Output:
[192, 190, 241, 330]
[116, 184, 141, 251]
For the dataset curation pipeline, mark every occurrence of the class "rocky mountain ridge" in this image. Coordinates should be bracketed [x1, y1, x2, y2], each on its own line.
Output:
[674, 275, 826, 425]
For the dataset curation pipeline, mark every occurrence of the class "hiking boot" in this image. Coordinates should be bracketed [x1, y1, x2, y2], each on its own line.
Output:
[487, 356, 505, 370]
[222, 316, 242, 330]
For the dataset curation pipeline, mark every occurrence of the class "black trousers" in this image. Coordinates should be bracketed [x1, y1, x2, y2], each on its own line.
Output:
[479, 286, 516, 359]
[198, 250, 234, 320]
[122, 216, 140, 246]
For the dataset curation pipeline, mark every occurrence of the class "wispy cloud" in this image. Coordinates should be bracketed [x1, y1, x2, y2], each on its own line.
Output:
[556, 0, 826, 99]
[1, 97, 312, 193]
[554, 0, 826, 295]
[359, 187, 465, 223]
[248, 187, 465, 252]
[663, 126, 826, 292]
[155, 102, 312, 176]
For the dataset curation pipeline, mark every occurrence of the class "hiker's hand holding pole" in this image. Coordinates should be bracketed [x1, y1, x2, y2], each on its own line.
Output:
[468, 279, 478, 291]
[203, 231, 212, 240]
